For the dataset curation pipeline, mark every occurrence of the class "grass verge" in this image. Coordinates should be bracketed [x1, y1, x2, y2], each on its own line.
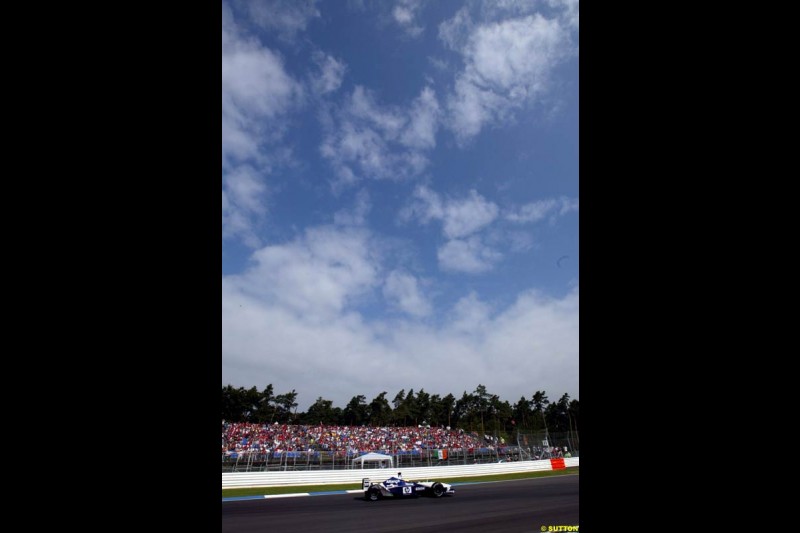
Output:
[222, 466, 578, 498]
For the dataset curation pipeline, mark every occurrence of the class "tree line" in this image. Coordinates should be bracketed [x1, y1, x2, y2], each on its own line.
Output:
[222, 384, 579, 436]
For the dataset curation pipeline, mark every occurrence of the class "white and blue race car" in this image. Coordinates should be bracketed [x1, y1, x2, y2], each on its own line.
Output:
[362, 474, 455, 501]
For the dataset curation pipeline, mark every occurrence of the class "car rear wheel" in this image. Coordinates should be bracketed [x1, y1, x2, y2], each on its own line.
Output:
[366, 487, 381, 501]
[432, 482, 445, 498]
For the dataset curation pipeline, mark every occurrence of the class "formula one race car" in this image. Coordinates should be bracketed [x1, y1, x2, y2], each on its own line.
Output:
[362, 474, 455, 501]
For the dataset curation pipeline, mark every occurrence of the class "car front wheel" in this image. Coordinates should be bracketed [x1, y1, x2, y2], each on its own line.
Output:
[432, 483, 445, 498]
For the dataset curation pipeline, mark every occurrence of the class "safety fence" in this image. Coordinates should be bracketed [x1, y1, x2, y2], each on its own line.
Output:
[223, 447, 510, 473]
[222, 457, 579, 489]
[516, 431, 577, 458]
[222, 443, 577, 473]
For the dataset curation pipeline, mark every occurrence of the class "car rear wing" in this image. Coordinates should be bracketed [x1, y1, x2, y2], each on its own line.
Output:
[362, 478, 371, 490]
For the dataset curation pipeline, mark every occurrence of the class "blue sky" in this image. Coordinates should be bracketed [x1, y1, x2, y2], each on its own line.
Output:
[222, 0, 579, 411]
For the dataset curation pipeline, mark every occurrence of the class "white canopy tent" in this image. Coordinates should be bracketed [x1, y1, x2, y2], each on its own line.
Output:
[351, 452, 394, 469]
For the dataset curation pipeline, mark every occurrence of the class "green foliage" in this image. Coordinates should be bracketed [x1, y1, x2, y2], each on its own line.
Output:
[343, 394, 368, 425]
[220, 384, 298, 423]
[222, 384, 578, 438]
[302, 396, 341, 425]
[368, 392, 392, 426]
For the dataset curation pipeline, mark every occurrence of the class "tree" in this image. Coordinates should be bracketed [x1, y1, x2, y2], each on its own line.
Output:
[441, 393, 456, 428]
[416, 389, 431, 426]
[532, 390, 549, 412]
[531, 390, 550, 432]
[368, 392, 392, 426]
[343, 395, 368, 425]
[255, 384, 274, 423]
[244, 386, 260, 422]
[567, 398, 579, 451]
[553, 393, 571, 432]
[222, 383, 578, 438]
[513, 396, 532, 430]
[544, 402, 561, 433]
[269, 389, 298, 423]
[568, 399, 579, 431]
[454, 391, 475, 431]
[304, 396, 338, 425]
[392, 389, 405, 409]
[428, 394, 450, 426]
[489, 394, 513, 434]
[393, 389, 418, 426]
[475, 384, 490, 436]
[280, 389, 299, 422]
[222, 385, 246, 422]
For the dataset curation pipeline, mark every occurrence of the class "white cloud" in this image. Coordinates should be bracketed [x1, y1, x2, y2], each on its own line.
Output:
[447, 77, 505, 141]
[441, 9, 577, 142]
[427, 55, 450, 72]
[481, 286, 578, 384]
[469, 16, 565, 91]
[392, 0, 425, 37]
[549, 0, 579, 28]
[475, 0, 540, 20]
[223, 194, 257, 249]
[222, 165, 267, 247]
[447, 291, 492, 334]
[558, 196, 579, 215]
[323, 122, 389, 181]
[224, 164, 266, 214]
[506, 198, 557, 223]
[399, 184, 443, 224]
[402, 186, 499, 239]
[400, 187, 575, 272]
[393, 6, 413, 24]
[223, 257, 579, 410]
[506, 196, 578, 223]
[222, 12, 302, 167]
[311, 52, 346, 95]
[320, 86, 440, 186]
[383, 270, 432, 317]
[222, 5, 305, 246]
[438, 236, 502, 273]
[235, 0, 321, 39]
[230, 226, 379, 321]
[400, 186, 502, 273]
[506, 230, 535, 252]
[401, 87, 441, 150]
[221, 0, 580, 410]
[222, 8, 302, 125]
[438, 6, 473, 51]
[441, 190, 499, 239]
[349, 86, 406, 138]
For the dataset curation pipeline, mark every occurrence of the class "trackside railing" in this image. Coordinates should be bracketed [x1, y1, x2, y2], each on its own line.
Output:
[222, 457, 579, 489]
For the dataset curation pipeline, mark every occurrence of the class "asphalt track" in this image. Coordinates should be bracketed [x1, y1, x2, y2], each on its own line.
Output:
[221, 474, 579, 533]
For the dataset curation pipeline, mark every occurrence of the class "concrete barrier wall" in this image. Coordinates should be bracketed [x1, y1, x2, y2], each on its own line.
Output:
[222, 457, 579, 488]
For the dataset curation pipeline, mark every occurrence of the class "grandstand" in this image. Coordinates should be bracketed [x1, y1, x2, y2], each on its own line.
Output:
[222, 422, 578, 472]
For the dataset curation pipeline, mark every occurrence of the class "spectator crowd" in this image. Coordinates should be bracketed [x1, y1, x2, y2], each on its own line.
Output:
[222, 422, 486, 456]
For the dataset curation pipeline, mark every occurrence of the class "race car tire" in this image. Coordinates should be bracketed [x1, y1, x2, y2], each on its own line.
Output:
[432, 482, 445, 498]
[366, 487, 381, 501]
